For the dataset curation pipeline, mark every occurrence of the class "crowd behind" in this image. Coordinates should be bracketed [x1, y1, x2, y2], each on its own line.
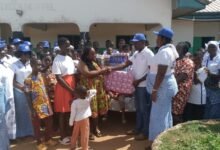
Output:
[0, 27, 220, 150]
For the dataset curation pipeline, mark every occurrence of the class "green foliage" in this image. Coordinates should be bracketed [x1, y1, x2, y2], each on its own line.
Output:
[158, 121, 220, 150]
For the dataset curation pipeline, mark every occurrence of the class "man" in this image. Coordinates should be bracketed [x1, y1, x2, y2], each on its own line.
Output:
[111, 33, 154, 140]
[103, 40, 119, 55]
[118, 38, 126, 52]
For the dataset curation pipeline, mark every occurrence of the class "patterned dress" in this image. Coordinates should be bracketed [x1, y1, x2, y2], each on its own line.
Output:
[42, 69, 57, 102]
[80, 62, 109, 118]
[172, 57, 194, 115]
[24, 73, 53, 119]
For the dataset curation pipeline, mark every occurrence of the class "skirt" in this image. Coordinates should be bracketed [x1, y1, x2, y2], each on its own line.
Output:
[54, 75, 75, 113]
[146, 74, 178, 141]
[14, 88, 34, 138]
[0, 115, 9, 150]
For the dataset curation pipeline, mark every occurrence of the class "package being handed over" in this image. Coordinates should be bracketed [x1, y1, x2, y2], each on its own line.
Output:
[104, 71, 135, 94]
[109, 53, 128, 66]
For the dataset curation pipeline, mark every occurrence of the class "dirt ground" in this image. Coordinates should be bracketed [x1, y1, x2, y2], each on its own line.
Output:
[10, 111, 148, 150]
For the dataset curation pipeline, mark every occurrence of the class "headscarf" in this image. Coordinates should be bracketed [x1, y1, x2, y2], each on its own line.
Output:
[205, 41, 220, 53]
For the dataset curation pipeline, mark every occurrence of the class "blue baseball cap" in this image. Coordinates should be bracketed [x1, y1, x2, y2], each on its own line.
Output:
[54, 41, 58, 47]
[42, 40, 50, 48]
[23, 41, 32, 47]
[18, 44, 31, 52]
[153, 28, 174, 39]
[131, 33, 147, 42]
[0, 42, 6, 50]
[12, 38, 22, 44]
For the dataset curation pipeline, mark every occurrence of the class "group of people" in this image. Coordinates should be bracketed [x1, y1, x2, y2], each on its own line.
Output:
[0, 27, 220, 150]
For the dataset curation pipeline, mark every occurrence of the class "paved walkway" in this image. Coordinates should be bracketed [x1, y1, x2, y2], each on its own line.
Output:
[10, 112, 148, 150]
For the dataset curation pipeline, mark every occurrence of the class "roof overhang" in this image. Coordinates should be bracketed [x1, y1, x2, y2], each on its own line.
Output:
[172, 0, 213, 18]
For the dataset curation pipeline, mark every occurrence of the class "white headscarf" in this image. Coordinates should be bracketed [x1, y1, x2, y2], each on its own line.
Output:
[205, 41, 220, 53]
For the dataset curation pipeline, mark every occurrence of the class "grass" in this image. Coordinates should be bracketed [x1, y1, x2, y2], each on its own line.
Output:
[157, 120, 220, 150]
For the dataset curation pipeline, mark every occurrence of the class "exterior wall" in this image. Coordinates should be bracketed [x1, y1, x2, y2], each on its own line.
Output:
[194, 21, 220, 39]
[0, 0, 172, 32]
[172, 19, 194, 45]
[23, 23, 79, 46]
[90, 23, 160, 48]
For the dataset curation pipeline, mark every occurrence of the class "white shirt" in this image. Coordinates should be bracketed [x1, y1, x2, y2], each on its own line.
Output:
[149, 44, 179, 75]
[188, 67, 207, 105]
[52, 54, 76, 76]
[69, 89, 97, 125]
[202, 54, 220, 75]
[129, 47, 154, 87]
[2, 55, 18, 66]
[11, 60, 32, 86]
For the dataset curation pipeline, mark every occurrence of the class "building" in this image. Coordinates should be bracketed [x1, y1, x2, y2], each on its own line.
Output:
[0, 0, 215, 49]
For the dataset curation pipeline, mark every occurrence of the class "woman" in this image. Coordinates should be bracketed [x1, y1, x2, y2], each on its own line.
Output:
[146, 28, 179, 147]
[172, 42, 194, 125]
[52, 37, 76, 145]
[0, 42, 16, 140]
[12, 44, 34, 138]
[0, 42, 10, 149]
[202, 41, 220, 119]
[78, 47, 109, 139]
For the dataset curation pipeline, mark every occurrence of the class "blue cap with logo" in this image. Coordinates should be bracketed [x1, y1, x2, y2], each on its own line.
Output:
[130, 33, 147, 42]
[12, 38, 22, 44]
[18, 44, 31, 52]
[42, 40, 50, 48]
[153, 27, 174, 39]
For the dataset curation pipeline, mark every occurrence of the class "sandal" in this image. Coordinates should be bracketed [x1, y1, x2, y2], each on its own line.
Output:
[94, 129, 102, 137]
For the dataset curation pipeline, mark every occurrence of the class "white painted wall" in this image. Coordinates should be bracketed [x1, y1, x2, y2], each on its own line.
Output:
[0, 0, 172, 32]
[194, 21, 220, 39]
[172, 19, 194, 45]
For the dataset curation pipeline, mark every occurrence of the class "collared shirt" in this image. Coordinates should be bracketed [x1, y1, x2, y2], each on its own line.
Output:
[129, 47, 154, 87]
[52, 54, 76, 76]
[149, 44, 178, 75]
[11, 60, 32, 86]
[69, 89, 96, 124]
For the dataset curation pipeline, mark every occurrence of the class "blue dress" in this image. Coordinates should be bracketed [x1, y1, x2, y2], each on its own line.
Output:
[0, 84, 10, 150]
[146, 74, 178, 141]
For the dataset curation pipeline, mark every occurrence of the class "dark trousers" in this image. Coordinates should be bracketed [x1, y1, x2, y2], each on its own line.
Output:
[134, 87, 151, 137]
[32, 115, 53, 143]
[184, 103, 205, 121]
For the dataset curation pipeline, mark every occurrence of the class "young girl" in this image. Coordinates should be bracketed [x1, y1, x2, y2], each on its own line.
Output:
[69, 85, 96, 150]
[24, 58, 57, 150]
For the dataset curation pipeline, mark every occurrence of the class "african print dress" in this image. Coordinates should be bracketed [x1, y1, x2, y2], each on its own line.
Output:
[24, 73, 53, 119]
[80, 62, 109, 118]
[172, 57, 194, 115]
